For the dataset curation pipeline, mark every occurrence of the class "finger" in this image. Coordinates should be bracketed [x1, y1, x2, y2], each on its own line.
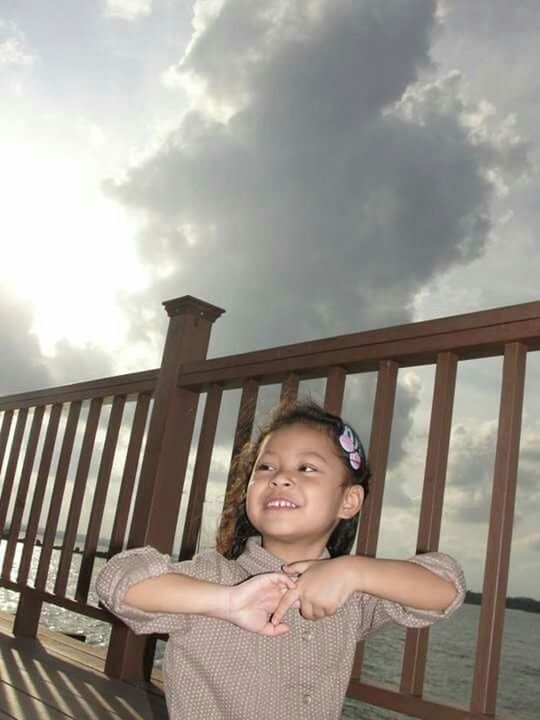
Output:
[279, 586, 299, 597]
[300, 601, 315, 621]
[271, 589, 300, 626]
[275, 593, 300, 608]
[260, 621, 289, 637]
[282, 560, 314, 575]
[283, 573, 298, 589]
[275, 572, 298, 590]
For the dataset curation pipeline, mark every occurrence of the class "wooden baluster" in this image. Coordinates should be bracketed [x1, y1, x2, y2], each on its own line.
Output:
[471, 343, 527, 715]
[17, 404, 62, 586]
[14, 404, 62, 638]
[0, 408, 28, 538]
[35, 401, 82, 591]
[349, 360, 398, 682]
[280, 373, 299, 403]
[107, 393, 151, 559]
[400, 352, 457, 696]
[179, 385, 223, 560]
[225, 379, 259, 493]
[54, 397, 103, 597]
[76, 395, 125, 602]
[0, 410, 14, 478]
[324, 366, 346, 415]
[2, 406, 44, 580]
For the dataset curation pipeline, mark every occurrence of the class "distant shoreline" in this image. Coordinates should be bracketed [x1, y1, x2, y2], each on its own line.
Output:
[0, 534, 110, 559]
[2, 534, 539, 611]
[464, 591, 540, 614]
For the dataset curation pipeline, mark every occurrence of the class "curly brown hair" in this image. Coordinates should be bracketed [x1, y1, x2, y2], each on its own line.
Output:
[215, 399, 370, 559]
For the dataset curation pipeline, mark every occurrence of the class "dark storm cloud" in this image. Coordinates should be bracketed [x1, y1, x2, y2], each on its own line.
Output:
[108, 0, 528, 356]
[104, 0, 530, 481]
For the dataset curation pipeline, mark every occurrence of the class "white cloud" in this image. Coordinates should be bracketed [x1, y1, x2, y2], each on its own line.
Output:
[0, 37, 34, 66]
[104, 0, 152, 22]
[0, 20, 35, 67]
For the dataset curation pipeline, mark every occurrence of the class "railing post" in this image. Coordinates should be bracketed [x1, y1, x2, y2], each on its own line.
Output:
[12, 591, 42, 638]
[105, 295, 224, 681]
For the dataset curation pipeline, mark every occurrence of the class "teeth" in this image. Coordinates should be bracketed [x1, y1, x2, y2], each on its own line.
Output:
[267, 500, 297, 508]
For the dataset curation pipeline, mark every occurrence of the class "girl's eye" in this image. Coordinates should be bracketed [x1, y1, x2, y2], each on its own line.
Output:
[300, 464, 316, 473]
[255, 463, 273, 471]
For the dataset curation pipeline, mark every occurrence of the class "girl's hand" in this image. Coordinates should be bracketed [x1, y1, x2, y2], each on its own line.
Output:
[226, 572, 298, 636]
[271, 557, 356, 625]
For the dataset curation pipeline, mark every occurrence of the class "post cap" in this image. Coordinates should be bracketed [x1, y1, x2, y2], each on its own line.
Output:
[162, 295, 225, 322]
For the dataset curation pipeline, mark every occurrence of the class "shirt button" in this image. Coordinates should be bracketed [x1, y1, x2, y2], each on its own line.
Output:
[302, 629, 314, 641]
[303, 692, 313, 705]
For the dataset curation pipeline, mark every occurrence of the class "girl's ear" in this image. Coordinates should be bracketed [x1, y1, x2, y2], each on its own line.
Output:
[339, 484, 364, 519]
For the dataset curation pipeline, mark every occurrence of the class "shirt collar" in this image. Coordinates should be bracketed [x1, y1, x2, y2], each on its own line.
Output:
[236, 536, 330, 575]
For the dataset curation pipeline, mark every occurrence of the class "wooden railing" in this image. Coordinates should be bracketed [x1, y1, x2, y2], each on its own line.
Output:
[0, 369, 157, 624]
[1, 294, 538, 719]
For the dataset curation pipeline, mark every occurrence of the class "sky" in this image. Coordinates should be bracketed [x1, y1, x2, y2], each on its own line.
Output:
[0, 0, 539, 601]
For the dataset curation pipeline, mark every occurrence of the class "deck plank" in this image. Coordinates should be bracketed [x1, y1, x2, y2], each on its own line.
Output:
[0, 612, 168, 720]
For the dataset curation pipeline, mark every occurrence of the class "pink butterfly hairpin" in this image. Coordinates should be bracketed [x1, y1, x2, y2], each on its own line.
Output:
[338, 424, 365, 471]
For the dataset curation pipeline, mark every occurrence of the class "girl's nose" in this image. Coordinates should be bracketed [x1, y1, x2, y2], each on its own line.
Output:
[270, 470, 293, 486]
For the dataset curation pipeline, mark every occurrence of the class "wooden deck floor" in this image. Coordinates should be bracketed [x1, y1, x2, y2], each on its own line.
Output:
[0, 612, 168, 720]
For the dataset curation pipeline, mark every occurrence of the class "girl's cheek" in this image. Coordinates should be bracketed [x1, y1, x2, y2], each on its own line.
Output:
[245, 501, 259, 530]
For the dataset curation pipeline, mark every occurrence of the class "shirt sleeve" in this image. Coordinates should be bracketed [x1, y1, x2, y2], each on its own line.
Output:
[94, 546, 222, 636]
[353, 551, 466, 642]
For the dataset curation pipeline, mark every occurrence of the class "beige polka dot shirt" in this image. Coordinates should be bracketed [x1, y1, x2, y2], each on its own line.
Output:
[96, 537, 465, 720]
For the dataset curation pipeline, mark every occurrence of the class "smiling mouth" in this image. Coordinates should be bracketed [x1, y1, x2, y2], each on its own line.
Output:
[265, 500, 298, 509]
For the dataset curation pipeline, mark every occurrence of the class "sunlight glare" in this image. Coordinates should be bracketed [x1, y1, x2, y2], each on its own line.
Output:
[0, 142, 149, 354]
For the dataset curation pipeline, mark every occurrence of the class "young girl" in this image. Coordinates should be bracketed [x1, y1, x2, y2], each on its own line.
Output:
[96, 400, 465, 720]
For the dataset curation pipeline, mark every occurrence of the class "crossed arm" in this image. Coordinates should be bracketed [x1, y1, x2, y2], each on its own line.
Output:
[123, 570, 298, 636]
[121, 554, 458, 635]
[271, 555, 458, 626]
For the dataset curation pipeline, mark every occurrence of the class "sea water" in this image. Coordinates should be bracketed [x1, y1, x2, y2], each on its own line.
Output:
[0, 541, 538, 720]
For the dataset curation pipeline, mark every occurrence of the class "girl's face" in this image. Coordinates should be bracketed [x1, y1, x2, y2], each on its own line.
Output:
[245, 424, 363, 554]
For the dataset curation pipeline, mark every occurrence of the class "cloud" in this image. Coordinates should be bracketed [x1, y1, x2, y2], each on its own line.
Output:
[0, 19, 35, 67]
[103, 0, 152, 22]
[409, 0, 538, 318]
[99, 0, 530, 506]
[446, 421, 540, 524]
[0, 288, 114, 396]
[46, 339, 115, 387]
[106, 0, 529, 360]
[0, 290, 50, 395]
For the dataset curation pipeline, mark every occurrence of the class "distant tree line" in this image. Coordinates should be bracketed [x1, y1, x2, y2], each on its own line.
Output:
[465, 591, 540, 614]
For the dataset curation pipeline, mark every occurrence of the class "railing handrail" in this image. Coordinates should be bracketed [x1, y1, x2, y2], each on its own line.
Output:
[4, 300, 537, 406]
[177, 299, 540, 390]
[0, 369, 159, 411]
